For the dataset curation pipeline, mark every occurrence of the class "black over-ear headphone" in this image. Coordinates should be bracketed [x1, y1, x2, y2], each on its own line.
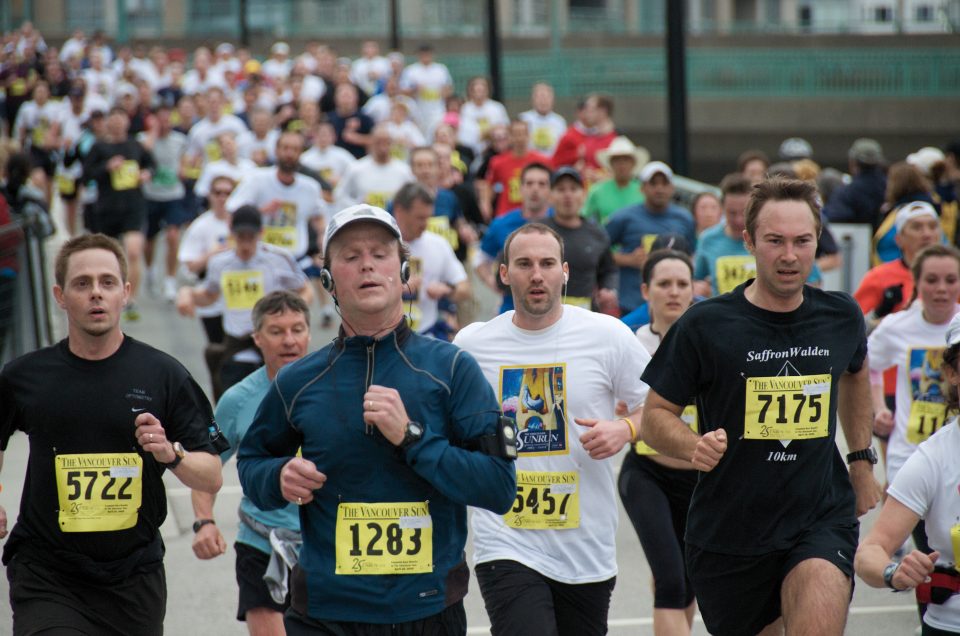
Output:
[319, 257, 410, 293]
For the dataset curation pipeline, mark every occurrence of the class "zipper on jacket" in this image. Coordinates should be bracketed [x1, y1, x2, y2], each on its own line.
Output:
[365, 343, 375, 434]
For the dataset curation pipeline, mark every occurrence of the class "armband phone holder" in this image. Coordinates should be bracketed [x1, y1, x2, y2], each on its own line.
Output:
[461, 416, 518, 460]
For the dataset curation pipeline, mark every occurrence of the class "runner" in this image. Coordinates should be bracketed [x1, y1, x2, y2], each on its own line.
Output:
[641, 177, 882, 635]
[619, 249, 698, 636]
[191, 291, 311, 635]
[334, 123, 414, 209]
[236, 204, 516, 634]
[0, 234, 226, 635]
[455, 222, 651, 636]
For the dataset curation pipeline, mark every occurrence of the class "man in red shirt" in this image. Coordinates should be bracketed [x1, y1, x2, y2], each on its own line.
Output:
[479, 119, 549, 220]
[551, 93, 617, 185]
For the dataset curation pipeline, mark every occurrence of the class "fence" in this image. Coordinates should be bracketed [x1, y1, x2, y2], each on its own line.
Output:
[0, 211, 53, 366]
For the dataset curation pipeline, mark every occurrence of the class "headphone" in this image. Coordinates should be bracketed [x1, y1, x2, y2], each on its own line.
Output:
[563, 272, 569, 285]
[319, 257, 410, 293]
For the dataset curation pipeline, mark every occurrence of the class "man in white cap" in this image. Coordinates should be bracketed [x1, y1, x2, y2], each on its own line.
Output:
[584, 135, 649, 226]
[236, 204, 516, 634]
[262, 42, 292, 82]
[605, 161, 695, 314]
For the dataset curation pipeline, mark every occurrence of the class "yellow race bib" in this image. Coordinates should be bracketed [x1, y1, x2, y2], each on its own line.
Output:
[222, 270, 265, 310]
[110, 160, 140, 191]
[419, 87, 440, 102]
[907, 400, 947, 445]
[426, 216, 459, 250]
[504, 470, 579, 529]
[507, 176, 521, 204]
[744, 374, 831, 440]
[55, 453, 143, 532]
[715, 255, 756, 294]
[642, 234, 658, 254]
[56, 174, 76, 195]
[635, 405, 698, 455]
[532, 127, 554, 152]
[365, 192, 389, 209]
[335, 502, 432, 575]
[262, 227, 297, 250]
[951, 524, 960, 574]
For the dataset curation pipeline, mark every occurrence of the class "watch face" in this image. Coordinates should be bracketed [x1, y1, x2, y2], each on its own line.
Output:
[409, 422, 424, 437]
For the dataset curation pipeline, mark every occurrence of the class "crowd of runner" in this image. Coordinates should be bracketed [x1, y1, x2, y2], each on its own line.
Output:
[3, 19, 960, 636]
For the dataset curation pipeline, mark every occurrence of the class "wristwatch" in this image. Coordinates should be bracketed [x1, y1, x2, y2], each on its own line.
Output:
[161, 441, 187, 470]
[192, 519, 215, 533]
[399, 421, 424, 451]
[883, 562, 901, 590]
[846, 447, 878, 465]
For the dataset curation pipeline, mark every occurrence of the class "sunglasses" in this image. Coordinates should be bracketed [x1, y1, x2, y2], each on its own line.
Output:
[211, 189, 233, 196]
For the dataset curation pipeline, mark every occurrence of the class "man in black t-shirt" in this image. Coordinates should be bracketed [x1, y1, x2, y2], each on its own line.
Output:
[641, 178, 882, 636]
[82, 107, 155, 320]
[0, 234, 227, 636]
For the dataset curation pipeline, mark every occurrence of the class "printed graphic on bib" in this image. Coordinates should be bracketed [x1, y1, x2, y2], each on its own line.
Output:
[110, 160, 140, 191]
[642, 234, 658, 254]
[504, 470, 579, 529]
[403, 257, 424, 330]
[906, 346, 948, 444]
[365, 192, 390, 209]
[635, 405, 698, 455]
[335, 501, 432, 575]
[427, 216, 459, 250]
[744, 371, 831, 440]
[262, 202, 298, 250]
[531, 127, 555, 153]
[55, 453, 143, 532]
[716, 255, 756, 294]
[222, 270, 265, 310]
[499, 364, 568, 456]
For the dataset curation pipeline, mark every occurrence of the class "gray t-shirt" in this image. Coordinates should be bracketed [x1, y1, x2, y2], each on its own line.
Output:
[139, 131, 187, 202]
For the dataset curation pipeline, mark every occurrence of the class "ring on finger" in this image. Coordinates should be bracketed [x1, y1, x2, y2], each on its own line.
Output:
[149, 433, 153, 442]
[297, 496, 303, 505]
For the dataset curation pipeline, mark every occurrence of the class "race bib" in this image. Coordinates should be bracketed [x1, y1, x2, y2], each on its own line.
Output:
[110, 160, 140, 191]
[426, 216, 459, 250]
[56, 174, 76, 195]
[31, 122, 48, 147]
[365, 192, 389, 208]
[952, 524, 960, 574]
[507, 176, 521, 204]
[222, 270, 265, 310]
[55, 453, 143, 532]
[715, 255, 756, 294]
[532, 127, 554, 152]
[262, 226, 297, 250]
[11, 78, 26, 96]
[204, 141, 222, 163]
[418, 87, 440, 102]
[642, 234, 658, 254]
[504, 470, 579, 529]
[907, 400, 947, 445]
[152, 166, 178, 187]
[335, 502, 432, 575]
[564, 296, 592, 310]
[744, 374, 831, 440]
[635, 405, 698, 456]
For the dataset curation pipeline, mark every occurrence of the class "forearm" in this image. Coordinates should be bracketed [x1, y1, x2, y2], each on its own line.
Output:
[855, 542, 894, 588]
[839, 367, 875, 452]
[641, 405, 700, 461]
[171, 451, 223, 493]
[449, 280, 471, 303]
[870, 379, 887, 414]
[474, 260, 498, 292]
[237, 455, 290, 511]
[191, 488, 217, 519]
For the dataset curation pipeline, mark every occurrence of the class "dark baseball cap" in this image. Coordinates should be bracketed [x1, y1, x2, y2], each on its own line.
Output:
[550, 167, 584, 188]
[231, 205, 263, 234]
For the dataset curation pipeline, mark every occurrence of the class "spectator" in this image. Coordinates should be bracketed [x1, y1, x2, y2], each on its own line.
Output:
[823, 138, 887, 228]
[584, 136, 649, 226]
[872, 162, 939, 265]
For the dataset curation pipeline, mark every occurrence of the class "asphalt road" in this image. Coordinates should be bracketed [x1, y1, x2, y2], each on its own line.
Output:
[0, 223, 921, 635]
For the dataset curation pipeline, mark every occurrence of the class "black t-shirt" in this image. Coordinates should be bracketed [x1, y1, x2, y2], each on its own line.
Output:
[0, 337, 227, 567]
[543, 217, 618, 300]
[641, 281, 866, 555]
[82, 138, 154, 219]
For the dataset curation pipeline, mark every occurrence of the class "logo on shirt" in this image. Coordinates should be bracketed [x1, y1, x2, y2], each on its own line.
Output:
[498, 363, 568, 456]
[746, 346, 830, 363]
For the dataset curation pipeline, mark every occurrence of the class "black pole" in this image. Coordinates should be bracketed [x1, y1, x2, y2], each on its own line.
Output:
[389, 0, 401, 51]
[238, 0, 250, 47]
[486, 0, 503, 101]
[666, 0, 688, 176]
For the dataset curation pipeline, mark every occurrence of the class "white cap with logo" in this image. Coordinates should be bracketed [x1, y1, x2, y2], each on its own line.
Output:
[323, 204, 403, 253]
[639, 161, 674, 184]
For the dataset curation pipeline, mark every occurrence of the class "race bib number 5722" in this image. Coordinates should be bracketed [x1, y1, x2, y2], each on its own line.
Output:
[55, 453, 143, 532]
[744, 374, 831, 440]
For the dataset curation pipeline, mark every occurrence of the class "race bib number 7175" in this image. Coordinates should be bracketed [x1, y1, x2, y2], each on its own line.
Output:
[744, 374, 831, 440]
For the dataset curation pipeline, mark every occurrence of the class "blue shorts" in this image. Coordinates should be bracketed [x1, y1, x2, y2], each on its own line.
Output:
[146, 198, 194, 238]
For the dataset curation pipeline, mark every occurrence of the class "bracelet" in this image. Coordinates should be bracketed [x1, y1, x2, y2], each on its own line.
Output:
[619, 417, 638, 442]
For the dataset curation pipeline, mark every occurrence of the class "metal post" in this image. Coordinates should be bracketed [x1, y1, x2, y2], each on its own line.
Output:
[238, 0, 249, 47]
[666, 0, 689, 175]
[389, 0, 400, 51]
[840, 234, 854, 294]
[486, 0, 503, 101]
[116, 0, 128, 44]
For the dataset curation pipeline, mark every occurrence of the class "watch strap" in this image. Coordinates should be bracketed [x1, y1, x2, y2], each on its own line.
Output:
[846, 448, 877, 465]
[161, 441, 184, 469]
[192, 518, 215, 533]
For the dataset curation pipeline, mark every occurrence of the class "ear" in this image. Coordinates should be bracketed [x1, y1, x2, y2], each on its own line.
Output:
[562, 262, 569, 283]
[641, 282, 650, 302]
[498, 262, 509, 286]
[742, 228, 756, 255]
[252, 330, 264, 350]
[53, 285, 66, 310]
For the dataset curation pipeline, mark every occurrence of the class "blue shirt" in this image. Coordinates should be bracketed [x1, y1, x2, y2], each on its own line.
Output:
[217, 367, 300, 555]
[605, 202, 695, 312]
[480, 207, 554, 313]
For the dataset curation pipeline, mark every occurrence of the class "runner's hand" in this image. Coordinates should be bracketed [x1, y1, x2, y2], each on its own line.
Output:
[576, 418, 631, 460]
[280, 457, 326, 505]
[192, 523, 227, 560]
[363, 386, 409, 445]
[0, 504, 7, 539]
[893, 550, 940, 590]
[134, 412, 176, 464]
[849, 461, 882, 517]
[873, 409, 894, 437]
[692, 429, 727, 471]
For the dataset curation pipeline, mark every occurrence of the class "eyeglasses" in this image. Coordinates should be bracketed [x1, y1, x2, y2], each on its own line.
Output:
[211, 190, 232, 196]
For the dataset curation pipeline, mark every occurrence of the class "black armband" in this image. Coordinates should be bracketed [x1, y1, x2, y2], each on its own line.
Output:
[459, 416, 518, 460]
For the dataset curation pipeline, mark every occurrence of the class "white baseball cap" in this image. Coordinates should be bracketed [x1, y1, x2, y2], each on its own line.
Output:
[907, 147, 946, 177]
[639, 160, 674, 184]
[323, 204, 402, 253]
[894, 200, 939, 235]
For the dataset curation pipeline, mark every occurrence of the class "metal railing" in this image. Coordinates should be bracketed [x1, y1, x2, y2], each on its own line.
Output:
[0, 210, 53, 366]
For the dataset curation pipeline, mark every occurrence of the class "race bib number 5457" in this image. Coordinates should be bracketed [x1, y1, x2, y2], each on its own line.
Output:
[744, 374, 831, 440]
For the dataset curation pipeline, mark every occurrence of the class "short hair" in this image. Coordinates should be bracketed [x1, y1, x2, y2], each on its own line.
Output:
[393, 181, 435, 210]
[737, 149, 769, 173]
[55, 233, 128, 288]
[409, 146, 439, 165]
[744, 177, 822, 242]
[719, 173, 752, 200]
[586, 93, 614, 117]
[252, 290, 310, 332]
[277, 128, 305, 149]
[909, 244, 960, 303]
[520, 162, 552, 183]
[210, 174, 236, 191]
[642, 249, 693, 286]
[503, 222, 564, 264]
[108, 105, 127, 117]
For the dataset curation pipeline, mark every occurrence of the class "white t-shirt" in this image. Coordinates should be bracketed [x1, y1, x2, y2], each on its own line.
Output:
[362, 94, 418, 125]
[82, 68, 118, 103]
[261, 58, 293, 82]
[186, 114, 250, 164]
[334, 156, 414, 209]
[194, 158, 257, 198]
[405, 232, 467, 333]
[453, 306, 651, 583]
[399, 62, 452, 133]
[634, 324, 661, 356]
[384, 120, 426, 161]
[226, 167, 324, 258]
[868, 302, 960, 483]
[238, 129, 279, 164]
[177, 210, 230, 319]
[13, 100, 63, 149]
[519, 110, 568, 156]
[181, 68, 227, 96]
[457, 99, 509, 156]
[299, 145, 357, 185]
[350, 56, 391, 95]
[887, 420, 960, 632]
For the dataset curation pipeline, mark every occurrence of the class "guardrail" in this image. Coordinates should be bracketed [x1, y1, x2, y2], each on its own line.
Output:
[0, 210, 53, 365]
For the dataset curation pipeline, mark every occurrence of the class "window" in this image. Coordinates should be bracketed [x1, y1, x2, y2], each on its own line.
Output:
[798, 5, 813, 28]
[66, 1, 106, 32]
[873, 6, 893, 22]
[916, 4, 934, 21]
